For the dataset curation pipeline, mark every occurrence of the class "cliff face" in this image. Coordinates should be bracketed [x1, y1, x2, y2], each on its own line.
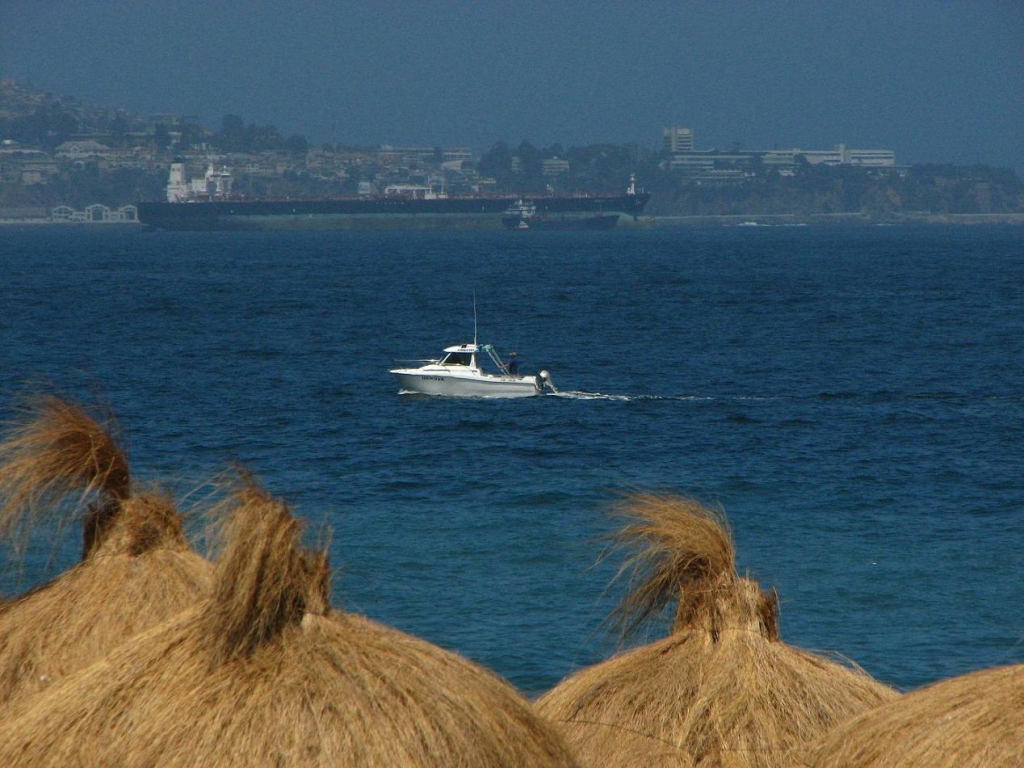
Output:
[645, 165, 1024, 219]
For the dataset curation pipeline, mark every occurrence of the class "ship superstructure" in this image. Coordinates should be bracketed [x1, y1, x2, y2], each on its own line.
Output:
[165, 162, 234, 202]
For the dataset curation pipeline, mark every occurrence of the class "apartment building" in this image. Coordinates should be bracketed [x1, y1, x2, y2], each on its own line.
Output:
[663, 126, 694, 153]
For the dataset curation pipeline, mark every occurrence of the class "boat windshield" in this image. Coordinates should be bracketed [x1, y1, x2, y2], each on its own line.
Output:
[440, 351, 474, 366]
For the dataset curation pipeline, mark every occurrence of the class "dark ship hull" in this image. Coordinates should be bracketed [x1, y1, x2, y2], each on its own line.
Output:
[137, 191, 650, 232]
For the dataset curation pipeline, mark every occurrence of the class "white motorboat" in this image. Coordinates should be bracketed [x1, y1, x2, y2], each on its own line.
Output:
[390, 343, 556, 398]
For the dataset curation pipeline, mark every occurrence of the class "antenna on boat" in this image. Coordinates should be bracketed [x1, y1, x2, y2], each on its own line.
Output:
[473, 291, 478, 346]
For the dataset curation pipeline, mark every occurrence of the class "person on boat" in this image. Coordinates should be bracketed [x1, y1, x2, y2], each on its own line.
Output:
[504, 352, 520, 377]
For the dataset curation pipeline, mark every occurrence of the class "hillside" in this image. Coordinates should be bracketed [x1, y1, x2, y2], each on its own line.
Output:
[1, 80, 1022, 220]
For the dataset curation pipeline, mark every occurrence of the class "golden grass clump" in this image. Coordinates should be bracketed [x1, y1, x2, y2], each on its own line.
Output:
[0, 394, 212, 708]
[797, 663, 1024, 767]
[0, 394, 130, 546]
[535, 493, 898, 767]
[0, 480, 579, 767]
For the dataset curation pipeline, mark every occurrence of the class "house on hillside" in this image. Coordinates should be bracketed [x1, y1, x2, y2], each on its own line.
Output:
[55, 140, 111, 161]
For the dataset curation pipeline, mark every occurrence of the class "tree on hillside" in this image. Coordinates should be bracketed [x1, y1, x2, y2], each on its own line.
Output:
[109, 114, 130, 147]
[563, 143, 655, 193]
[212, 113, 307, 155]
[216, 114, 248, 152]
[153, 123, 171, 150]
[0, 103, 79, 148]
[515, 140, 544, 190]
[477, 141, 513, 186]
[178, 121, 206, 150]
[285, 134, 308, 156]
[247, 123, 282, 152]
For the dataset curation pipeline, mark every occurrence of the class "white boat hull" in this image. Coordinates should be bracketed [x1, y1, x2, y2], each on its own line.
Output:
[390, 368, 541, 398]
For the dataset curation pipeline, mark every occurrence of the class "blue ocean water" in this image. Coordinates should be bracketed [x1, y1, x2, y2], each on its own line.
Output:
[1, 224, 1022, 697]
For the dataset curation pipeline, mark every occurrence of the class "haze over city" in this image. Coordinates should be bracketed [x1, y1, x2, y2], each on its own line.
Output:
[2, 0, 1022, 174]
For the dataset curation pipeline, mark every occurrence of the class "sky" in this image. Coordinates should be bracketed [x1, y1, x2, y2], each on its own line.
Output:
[2, 1, 1022, 173]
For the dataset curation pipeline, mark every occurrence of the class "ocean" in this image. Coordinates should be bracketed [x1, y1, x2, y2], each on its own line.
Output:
[1, 223, 1022, 697]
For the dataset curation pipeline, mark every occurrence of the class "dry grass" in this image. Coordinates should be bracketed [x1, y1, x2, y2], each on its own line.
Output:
[0, 394, 212, 708]
[0, 492, 212, 708]
[199, 478, 321, 664]
[796, 663, 1024, 767]
[608, 494, 776, 640]
[0, 394, 129, 548]
[0, 480, 579, 767]
[535, 493, 897, 767]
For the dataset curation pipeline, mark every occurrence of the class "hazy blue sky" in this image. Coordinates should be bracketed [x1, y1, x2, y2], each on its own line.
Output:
[3, 1, 1022, 172]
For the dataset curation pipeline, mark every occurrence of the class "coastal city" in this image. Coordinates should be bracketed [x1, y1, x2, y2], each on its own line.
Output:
[3, 1, 1024, 761]
[1, 78, 1021, 227]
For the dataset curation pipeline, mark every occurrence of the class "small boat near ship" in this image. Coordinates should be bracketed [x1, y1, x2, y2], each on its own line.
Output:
[390, 343, 557, 398]
[501, 199, 620, 230]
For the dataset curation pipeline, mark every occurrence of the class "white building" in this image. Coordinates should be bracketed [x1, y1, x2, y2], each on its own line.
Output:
[542, 157, 570, 177]
[55, 140, 111, 160]
[785, 144, 895, 167]
[663, 127, 695, 153]
[50, 204, 138, 223]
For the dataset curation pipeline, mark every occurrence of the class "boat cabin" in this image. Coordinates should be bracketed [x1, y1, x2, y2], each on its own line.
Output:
[437, 343, 509, 375]
[439, 345, 477, 367]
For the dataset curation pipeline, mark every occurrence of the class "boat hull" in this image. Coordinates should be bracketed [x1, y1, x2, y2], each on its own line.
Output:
[138, 192, 650, 232]
[390, 369, 540, 398]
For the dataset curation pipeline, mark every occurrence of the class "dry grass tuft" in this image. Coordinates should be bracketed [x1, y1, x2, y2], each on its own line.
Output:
[0, 395, 212, 708]
[199, 477, 326, 664]
[536, 493, 897, 767]
[90, 491, 190, 557]
[797, 663, 1024, 767]
[608, 493, 779, 641]
[0, 394, 130, 547]
[0, 479, 579, 766]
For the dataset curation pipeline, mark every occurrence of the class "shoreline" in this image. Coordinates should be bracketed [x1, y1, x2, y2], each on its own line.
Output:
[2, 212, 1022, 228]
[636, 212, 1024, 227]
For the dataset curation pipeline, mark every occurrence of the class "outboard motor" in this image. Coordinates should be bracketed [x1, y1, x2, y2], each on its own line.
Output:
[535, 370, 557, 393]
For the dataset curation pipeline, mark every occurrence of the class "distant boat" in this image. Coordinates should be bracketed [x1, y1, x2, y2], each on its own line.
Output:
[389, 343, 556, 398]
[501, 199, 621, 230]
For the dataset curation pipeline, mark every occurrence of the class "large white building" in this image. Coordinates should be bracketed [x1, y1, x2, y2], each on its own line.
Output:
[663, 126, 695, 153]
[542, 157, 570, 177]
[663, 121, 895, 169]
[376, 146, 472, 165]
[662, 125, 896, 179]
[767, 144, 895, 167]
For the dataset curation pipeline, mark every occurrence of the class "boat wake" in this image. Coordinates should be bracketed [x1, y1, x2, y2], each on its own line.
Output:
[551, 390, 706, 402]
[550, 390, 632, 401]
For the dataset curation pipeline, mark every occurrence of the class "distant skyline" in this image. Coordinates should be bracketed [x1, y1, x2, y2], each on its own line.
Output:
[2, 1, 1022, 173]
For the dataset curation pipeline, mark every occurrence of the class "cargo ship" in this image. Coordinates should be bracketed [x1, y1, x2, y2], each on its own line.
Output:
[137, 163, 650, 231]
